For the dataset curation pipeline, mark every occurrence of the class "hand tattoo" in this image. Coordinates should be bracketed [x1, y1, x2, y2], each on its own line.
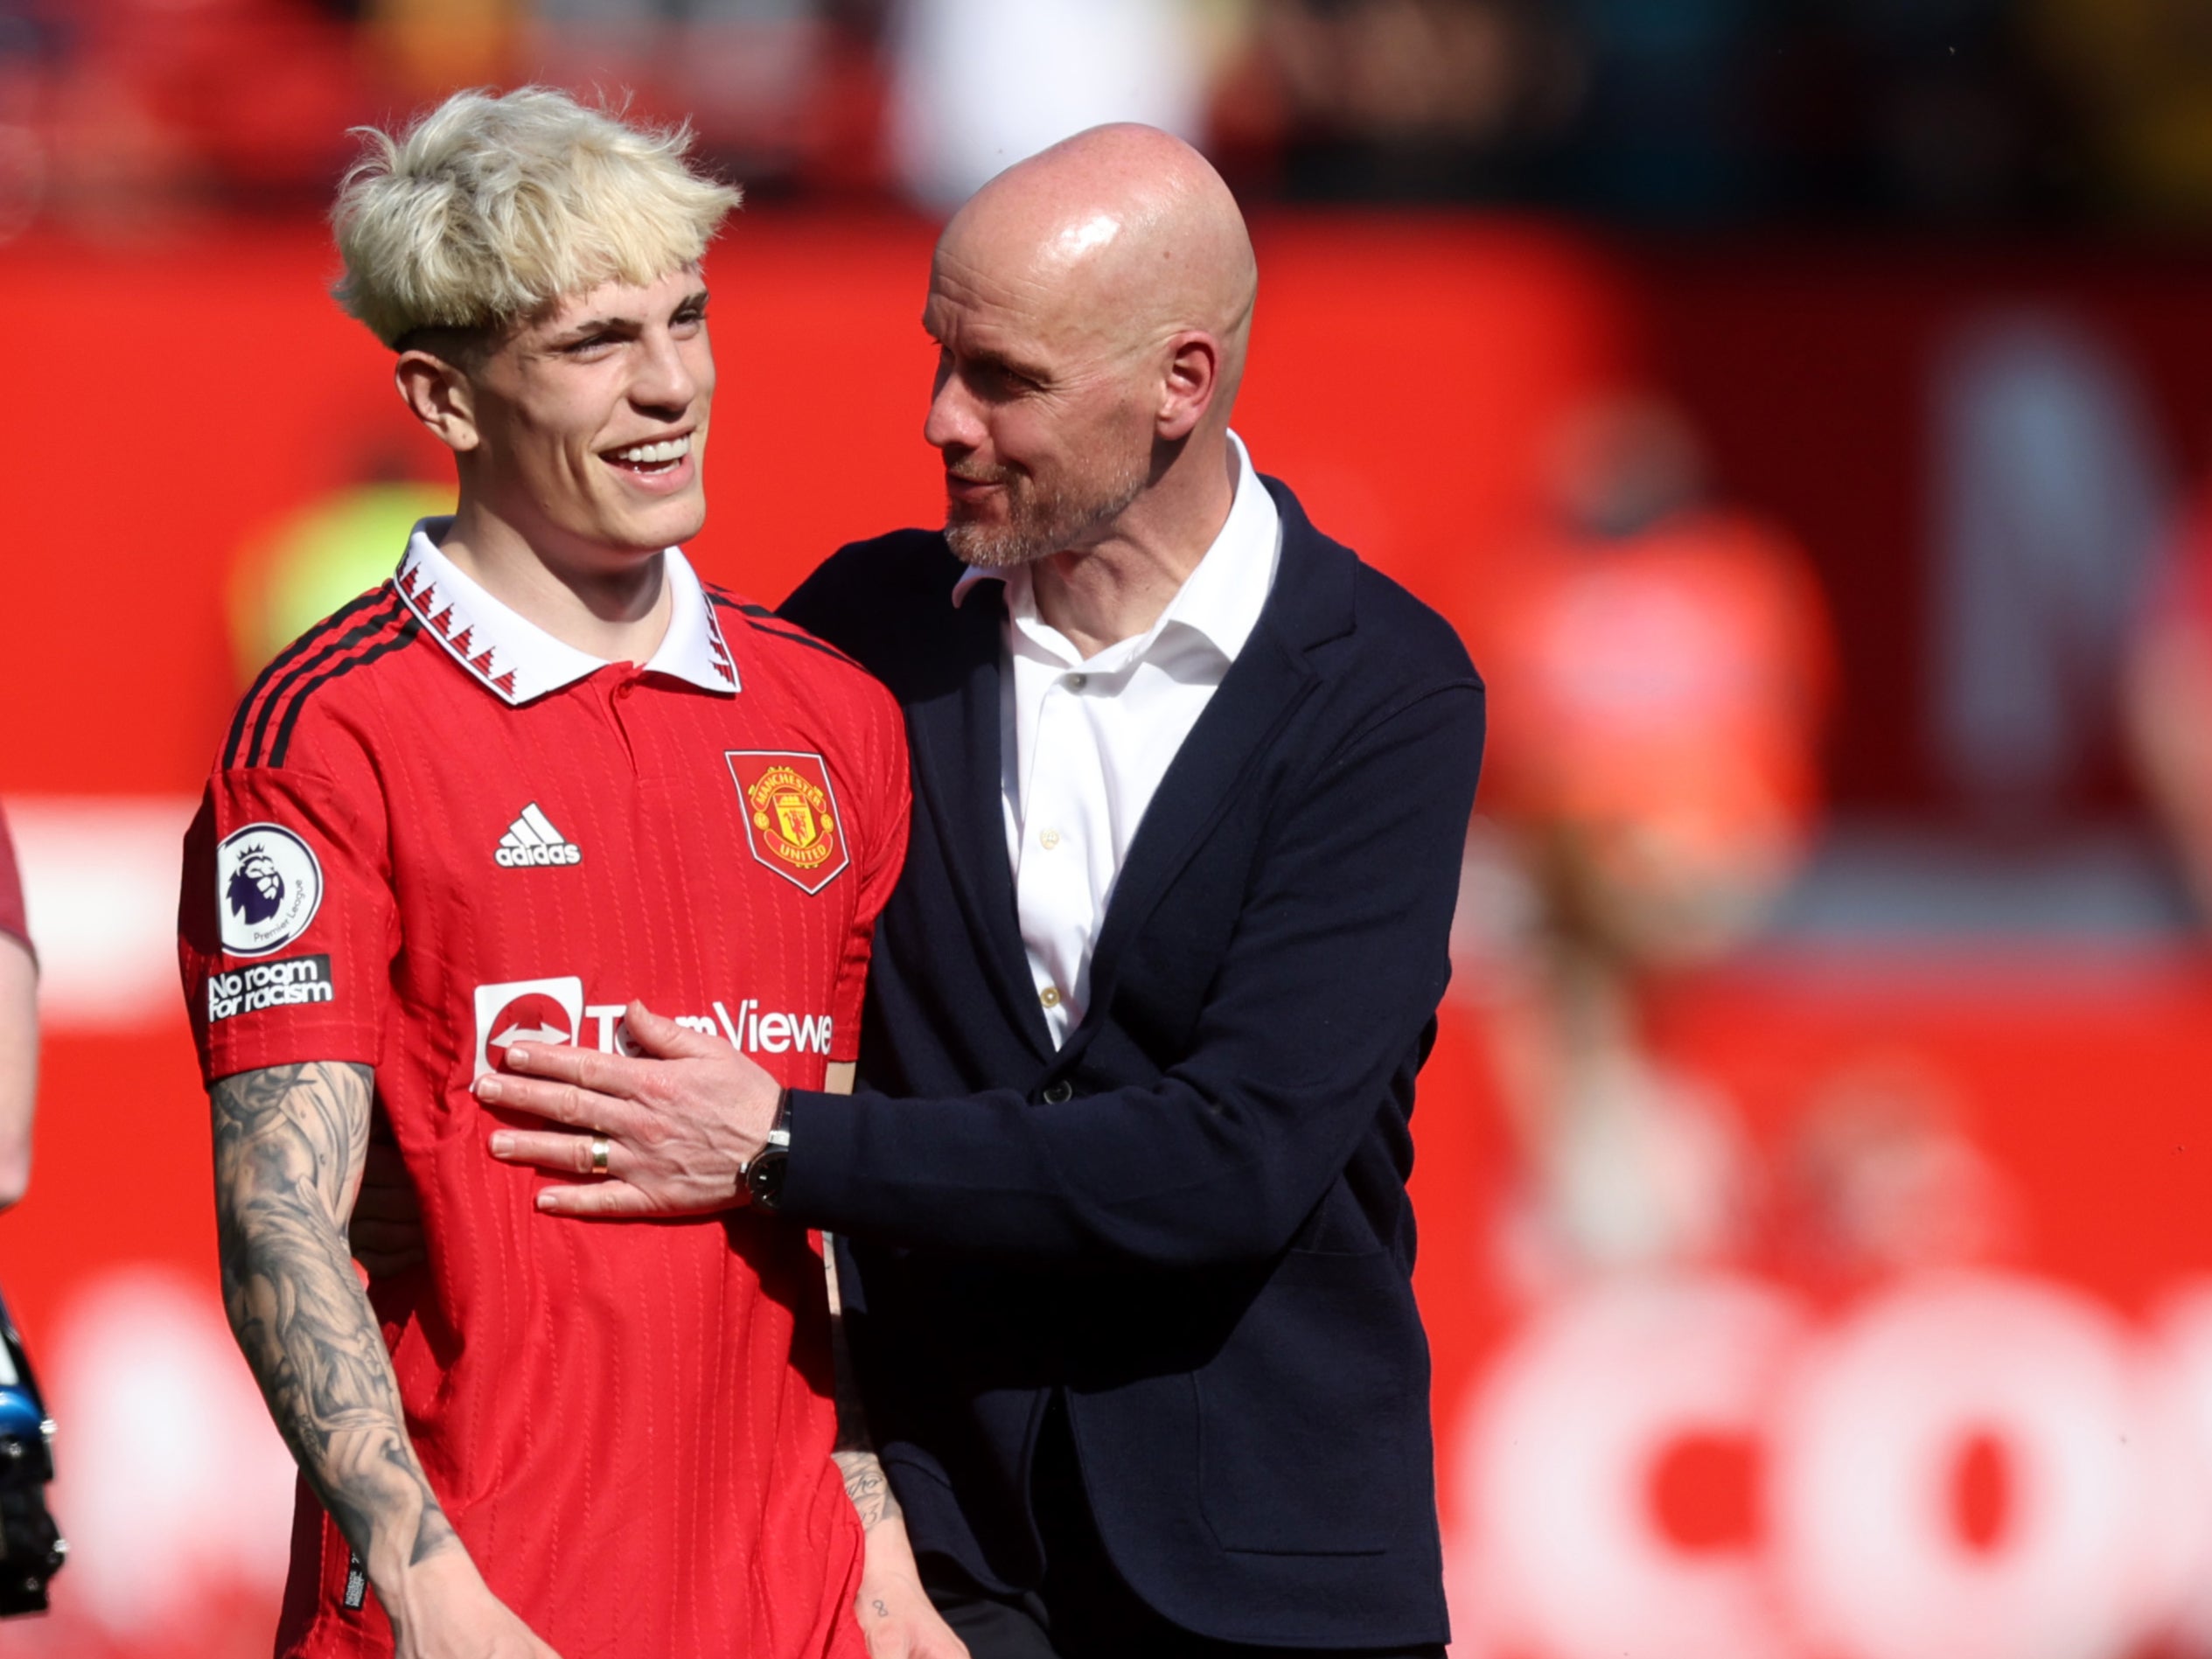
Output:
[213, 1063, 457, 1583]
[873, 1599, 890, 1618]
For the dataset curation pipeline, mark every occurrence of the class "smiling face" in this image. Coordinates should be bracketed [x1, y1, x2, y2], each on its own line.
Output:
[921, 227, 1155, 569]
[454, 266, 715, 566]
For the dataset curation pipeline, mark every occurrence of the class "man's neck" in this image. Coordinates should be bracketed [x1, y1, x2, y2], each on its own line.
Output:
[1030, 436, 1238, 659]
[438, 501, 673, 664]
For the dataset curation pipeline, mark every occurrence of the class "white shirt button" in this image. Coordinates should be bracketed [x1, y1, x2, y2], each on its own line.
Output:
[1064, 673, 1086, 690]
[1039, 827, 1061, 850]
[1039, 986, 1062, 1008]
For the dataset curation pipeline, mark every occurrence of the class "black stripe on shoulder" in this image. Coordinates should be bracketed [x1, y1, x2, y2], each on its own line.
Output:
[702, 589, 773, 618]
[245, 594, 406, 769]
[701, 582, 867, 671]
[244, 593, 405, 769]
[268, 614, 423, 769]
[224, 588, 394, 768]
[737, 613, 862, 670]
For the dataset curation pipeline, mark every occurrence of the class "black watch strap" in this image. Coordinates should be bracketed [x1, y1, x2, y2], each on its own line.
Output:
[745, 1088, 792, 1212]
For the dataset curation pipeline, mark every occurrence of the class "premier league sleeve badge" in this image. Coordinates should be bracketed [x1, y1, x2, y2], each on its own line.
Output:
[214, 823, 325, 958]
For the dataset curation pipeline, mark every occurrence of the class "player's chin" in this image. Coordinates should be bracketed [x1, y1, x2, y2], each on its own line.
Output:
[601, 489, 707, 551]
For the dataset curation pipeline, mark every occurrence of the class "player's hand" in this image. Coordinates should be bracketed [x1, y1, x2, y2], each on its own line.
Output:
[853, 1507, 967, 1659]
[351, 1130, 428, 1279]
[387, 1549, 563, 1659]
[476, 1000, 783, 1217]
[856, 1567, 970, 1659]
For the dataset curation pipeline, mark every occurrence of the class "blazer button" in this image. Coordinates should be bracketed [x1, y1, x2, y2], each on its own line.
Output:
[1042, 1081, 1073, 1104]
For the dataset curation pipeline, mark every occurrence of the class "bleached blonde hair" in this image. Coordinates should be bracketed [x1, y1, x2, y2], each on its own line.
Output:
[331, 87, 742, 348]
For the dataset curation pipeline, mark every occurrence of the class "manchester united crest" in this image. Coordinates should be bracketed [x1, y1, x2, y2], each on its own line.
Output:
[725, 750, 850, 894]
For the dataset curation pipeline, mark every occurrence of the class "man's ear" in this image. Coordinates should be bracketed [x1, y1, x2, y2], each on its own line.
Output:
[394, 351, 481, 454]
[1156, 331, 1221, 443]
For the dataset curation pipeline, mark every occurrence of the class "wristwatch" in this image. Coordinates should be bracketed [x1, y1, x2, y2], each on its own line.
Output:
[744, 1088, 792, 1212]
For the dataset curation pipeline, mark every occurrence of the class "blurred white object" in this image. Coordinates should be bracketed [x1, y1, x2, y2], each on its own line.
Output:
[45, 1267, 296, 1636]
[1500, 1052, 1753, 1289]
[1458, 1274, 1805, 1659]
[889, 0, 1207, 211]
[1774, 1272, 2195, 1659]
[1443, 1270, 2208, 1659]
[2153, 1286, 2212, 1656]
[6, 797, 195, 1033]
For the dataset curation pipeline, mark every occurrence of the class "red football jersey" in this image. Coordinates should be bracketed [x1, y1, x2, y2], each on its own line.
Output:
[178, 528, 909, 1659]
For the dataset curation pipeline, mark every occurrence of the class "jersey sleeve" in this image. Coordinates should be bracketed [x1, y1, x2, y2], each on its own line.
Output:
[178, 738, 397, 1087]
[828, 685, 911, 1064]
[0, 804, 29, 959]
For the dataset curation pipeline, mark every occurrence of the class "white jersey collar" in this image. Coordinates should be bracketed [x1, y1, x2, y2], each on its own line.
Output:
[394, 519, 739, 705]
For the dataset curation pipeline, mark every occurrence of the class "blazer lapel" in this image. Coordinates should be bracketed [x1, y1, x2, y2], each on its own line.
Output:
[1076, 480, 1350, 1035]
[906, 579, 1059, 1060]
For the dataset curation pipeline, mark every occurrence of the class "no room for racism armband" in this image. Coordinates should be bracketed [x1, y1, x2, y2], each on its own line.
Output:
[206, 954, 334, 1024]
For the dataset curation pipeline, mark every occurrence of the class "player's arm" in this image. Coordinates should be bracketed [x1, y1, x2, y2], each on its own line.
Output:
[0, 933, 36, 1209]
[820, 1059, 967, 1659]
[826, 1241, 899, 1536]
[827, 1245, 964, 1659]
[821, 1068, 889, 1532]
[213, 1061, 558, 1659]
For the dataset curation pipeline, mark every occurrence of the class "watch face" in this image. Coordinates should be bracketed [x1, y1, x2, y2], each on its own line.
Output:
[747, 1149, 788, 1211]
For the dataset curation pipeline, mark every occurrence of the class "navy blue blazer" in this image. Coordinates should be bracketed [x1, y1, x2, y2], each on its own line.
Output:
[777, 477, 1483, 1649]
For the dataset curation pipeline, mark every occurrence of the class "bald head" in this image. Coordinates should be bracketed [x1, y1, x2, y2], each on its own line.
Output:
[939, 123, 1257, 409]
[922, 125, 1260, 575]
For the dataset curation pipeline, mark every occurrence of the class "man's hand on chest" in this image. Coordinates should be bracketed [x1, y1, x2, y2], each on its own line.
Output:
[476, 1000, 787, 1216]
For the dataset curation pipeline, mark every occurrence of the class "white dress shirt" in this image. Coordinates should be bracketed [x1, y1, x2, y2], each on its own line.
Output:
[952, 433, 1282, 1044]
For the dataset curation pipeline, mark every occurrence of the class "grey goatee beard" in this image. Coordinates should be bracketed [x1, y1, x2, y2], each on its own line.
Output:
[945, 453, 1149, 570]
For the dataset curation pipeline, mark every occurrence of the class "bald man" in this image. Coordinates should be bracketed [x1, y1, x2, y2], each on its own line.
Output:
[480, 126, 1483, 1658]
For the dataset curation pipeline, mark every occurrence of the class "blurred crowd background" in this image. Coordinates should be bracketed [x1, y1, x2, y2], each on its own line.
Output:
[8, 3, 2212, 1659]
[10, 0, 2212, 223]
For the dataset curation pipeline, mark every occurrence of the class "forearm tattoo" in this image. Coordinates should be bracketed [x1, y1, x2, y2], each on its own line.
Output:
[825, 1237, 902, 1535]
[833, 1449, 901, 1534]
[213, 1063, 456, 1579]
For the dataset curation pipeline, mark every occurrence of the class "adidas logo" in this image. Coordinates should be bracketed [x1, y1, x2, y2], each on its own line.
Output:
[496, 803, 583, 868]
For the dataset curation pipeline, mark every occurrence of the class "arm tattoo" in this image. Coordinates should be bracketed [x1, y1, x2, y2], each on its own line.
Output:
[834, 1452, 900, 1534]
[213, 1063, 457, 1583]
[825, 1236, 902, 1535]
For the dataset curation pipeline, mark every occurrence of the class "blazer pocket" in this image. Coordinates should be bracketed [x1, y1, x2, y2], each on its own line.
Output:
[1194, 1247, 1412, 1555]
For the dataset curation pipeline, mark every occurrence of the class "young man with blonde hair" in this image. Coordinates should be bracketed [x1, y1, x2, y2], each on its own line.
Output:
[178, 87, 929, 1658]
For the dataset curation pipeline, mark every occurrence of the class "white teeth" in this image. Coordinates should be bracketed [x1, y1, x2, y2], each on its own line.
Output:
[610, 435, 691, 464]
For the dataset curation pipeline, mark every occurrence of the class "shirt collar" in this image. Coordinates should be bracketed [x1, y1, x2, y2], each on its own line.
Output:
[951, 430, 1282, 666]
[394, 519, 739, 705]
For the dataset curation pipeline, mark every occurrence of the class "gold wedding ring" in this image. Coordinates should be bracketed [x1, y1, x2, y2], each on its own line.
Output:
[589, 1136, 612, 1176]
